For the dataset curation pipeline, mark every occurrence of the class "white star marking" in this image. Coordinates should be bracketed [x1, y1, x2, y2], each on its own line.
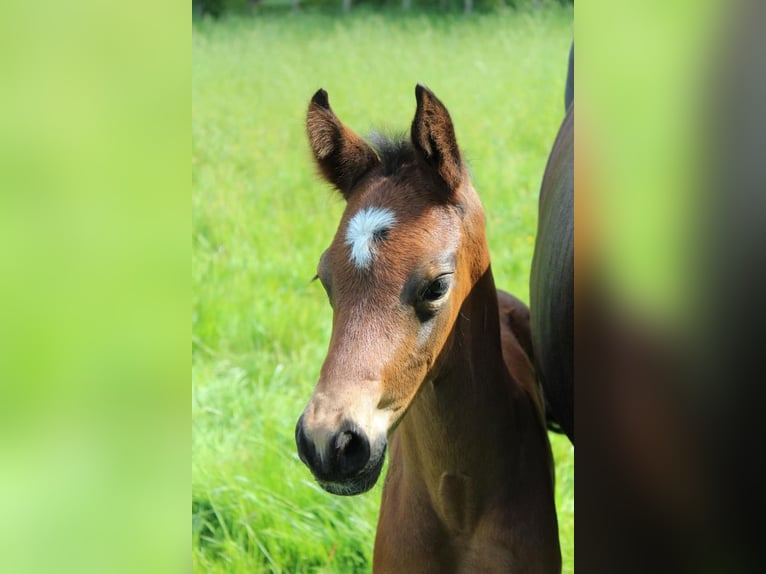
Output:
[345, 207, 397, 269]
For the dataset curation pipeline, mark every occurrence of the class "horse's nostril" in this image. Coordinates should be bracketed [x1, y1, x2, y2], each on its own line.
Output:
[335, 430, 353, 452]
[334, 429, 370, 477]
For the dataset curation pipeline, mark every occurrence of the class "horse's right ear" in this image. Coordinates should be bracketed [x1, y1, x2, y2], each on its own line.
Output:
[306, 89, 379, 199]
[411, 84, 465, 195]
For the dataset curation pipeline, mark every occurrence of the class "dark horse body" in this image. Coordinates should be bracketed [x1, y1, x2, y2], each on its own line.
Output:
[530, 103, 574, 444]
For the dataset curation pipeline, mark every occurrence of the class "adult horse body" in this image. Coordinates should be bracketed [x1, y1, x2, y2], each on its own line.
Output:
[295, 86, 560, 573]
[530, 104, 574, 444]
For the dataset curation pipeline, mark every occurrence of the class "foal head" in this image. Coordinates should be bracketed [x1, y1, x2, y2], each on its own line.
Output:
[295, 85, 490, 495]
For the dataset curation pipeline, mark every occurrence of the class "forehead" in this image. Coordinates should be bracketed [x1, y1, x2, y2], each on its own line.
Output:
[331, 178, 461, 273]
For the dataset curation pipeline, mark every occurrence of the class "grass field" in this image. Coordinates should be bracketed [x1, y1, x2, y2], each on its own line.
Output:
[193, 6, 573, 572]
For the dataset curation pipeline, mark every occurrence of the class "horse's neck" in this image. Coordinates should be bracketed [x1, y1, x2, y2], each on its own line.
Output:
[394, 267, 541, 524]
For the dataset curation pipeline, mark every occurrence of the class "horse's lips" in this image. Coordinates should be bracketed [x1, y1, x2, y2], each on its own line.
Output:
[316, 444, 387, 496]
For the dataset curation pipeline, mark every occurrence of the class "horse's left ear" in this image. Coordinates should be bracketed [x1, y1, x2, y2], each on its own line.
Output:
[411, 84, 465, 195]
[306, 89, 380, 199]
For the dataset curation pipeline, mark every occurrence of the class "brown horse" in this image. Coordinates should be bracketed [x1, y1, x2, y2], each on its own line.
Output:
[295, 85, 561, 573]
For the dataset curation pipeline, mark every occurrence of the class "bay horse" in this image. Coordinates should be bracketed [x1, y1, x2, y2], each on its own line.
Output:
[295, 85, 561, 573]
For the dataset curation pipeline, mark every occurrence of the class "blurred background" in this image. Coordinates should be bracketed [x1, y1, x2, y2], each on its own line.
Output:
[193, 0, 573, 17]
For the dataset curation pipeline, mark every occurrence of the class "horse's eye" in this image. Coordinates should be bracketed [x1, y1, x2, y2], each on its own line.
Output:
[421, 275, 451, 302]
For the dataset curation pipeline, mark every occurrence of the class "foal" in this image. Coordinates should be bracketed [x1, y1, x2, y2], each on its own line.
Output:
[295, 85, 561, 573]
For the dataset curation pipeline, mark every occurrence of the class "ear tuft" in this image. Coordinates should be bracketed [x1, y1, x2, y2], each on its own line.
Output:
[311, 88, 330, 110]
[414, 83, 428, 110]
[411, 84, 465, 193]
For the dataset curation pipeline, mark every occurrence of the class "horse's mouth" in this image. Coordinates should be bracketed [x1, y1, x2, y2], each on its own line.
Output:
[316, 446, 386, 496]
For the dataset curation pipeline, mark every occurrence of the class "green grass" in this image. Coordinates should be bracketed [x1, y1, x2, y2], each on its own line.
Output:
[193, 7, 573, 572]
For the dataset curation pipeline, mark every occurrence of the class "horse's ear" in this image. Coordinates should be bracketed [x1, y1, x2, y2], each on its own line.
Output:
[306, 89, 379, 199]
[411, 84, 465, 194]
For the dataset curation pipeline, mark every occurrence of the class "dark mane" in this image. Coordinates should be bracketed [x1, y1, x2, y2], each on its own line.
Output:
[368, 132, 417, 177]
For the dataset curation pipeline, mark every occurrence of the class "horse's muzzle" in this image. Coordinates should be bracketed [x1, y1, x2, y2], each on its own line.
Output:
[295, 415, 386, 495]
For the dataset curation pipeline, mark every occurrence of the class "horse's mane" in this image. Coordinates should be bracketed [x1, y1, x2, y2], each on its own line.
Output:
[369, 131, 473, 183]
[368, 132, 417, 177]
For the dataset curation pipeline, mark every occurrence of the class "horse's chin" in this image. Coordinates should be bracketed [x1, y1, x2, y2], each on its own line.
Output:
[317, 446, 386, 496]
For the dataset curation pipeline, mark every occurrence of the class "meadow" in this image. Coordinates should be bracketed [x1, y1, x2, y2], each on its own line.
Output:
[193, 6, 573, 572]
